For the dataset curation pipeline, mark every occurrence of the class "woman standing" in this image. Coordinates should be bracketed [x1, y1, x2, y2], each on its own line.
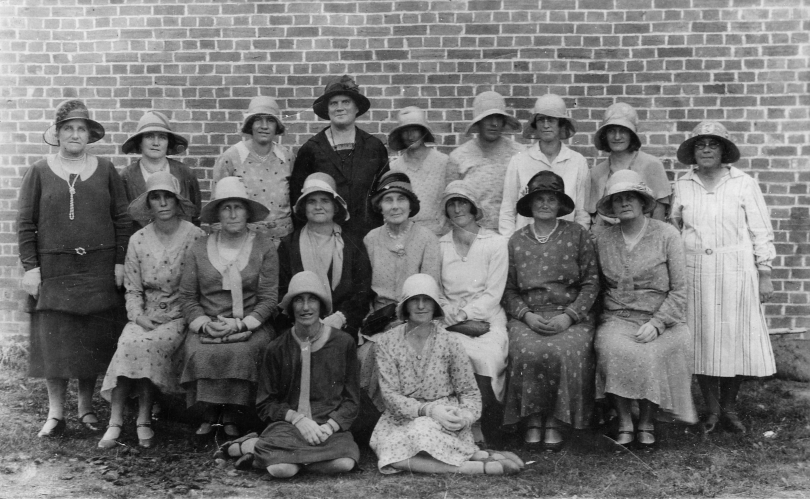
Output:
[99, 171, 205, 449]
[502, 171, 599, 451]
[18, 100, 131, 437]
[671, 121, 776, 434]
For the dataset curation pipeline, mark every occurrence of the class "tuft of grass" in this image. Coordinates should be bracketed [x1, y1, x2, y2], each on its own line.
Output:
[0, 339, 28, 372]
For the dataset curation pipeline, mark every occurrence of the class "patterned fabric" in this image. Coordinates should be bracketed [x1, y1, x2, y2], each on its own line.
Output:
[390, 148, 452, 236]
[671, 166, 776, 377]
[120, 158, 202, 230]
[370, 323, 481, 473]
[501, 221, 599, 429]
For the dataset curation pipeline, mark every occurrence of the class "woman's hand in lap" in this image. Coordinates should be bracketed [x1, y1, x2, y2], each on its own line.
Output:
[135, 315, 157, 331]
[294, 417, 329, 445]
[523, 312, 547, 333]
[431, 405, 466, 432]
[635, 322, 659, 343]
[531, 313, 572, 335]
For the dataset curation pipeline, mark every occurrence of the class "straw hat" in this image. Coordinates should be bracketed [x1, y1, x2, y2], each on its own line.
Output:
[43, 100, 105, 146]
[593, 102, 641, 153]
[464, 91, 522, 136]
[522, 94, 577, 140]
[121, 111, 189, 155]
[387, 106, 436, 151]
[676, 121, 740, 165]
[595, 170, 657, 218]
[127, 171, 197, 223]
[395, 273, 445, 322]
[515, 170, 575, 218]
[279, 270, 333, 318]
[240, 96, 286, 135]
[370, 171, 420, 217]
[199, 177, 271, 224]
[292, 172, 350, 223]
[440, 180, 484, 222]
[312, 75, 371, 121]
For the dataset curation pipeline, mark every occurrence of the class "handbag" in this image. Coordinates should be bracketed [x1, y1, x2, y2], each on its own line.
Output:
[360, 303, 397, 337]
[36, 272, 122, 315]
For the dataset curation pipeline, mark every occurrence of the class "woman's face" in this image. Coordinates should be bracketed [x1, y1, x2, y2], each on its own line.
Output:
[147, 190, 178, 221]
[611, 192, 644, 222]
[399, 125, 425, 149]
[305, 192, 336, 224]
[534, 115, 561, 144]
[693, 138, 724, 169]
[292, 292, 322, 328]
[57, 119, 90, 156]
[381, 192, 410, 226]
[445, 198, 475, 229]
[530, 192, 560, 221]
[606, 125, 631, 153]
[218, 200, 249, 235]
[140, 132, 169, 161]
[250, 116, 277, 147]
[406, 295, 435, 325]
[328, 94, 358, 127]
[478, 115, 505, 143]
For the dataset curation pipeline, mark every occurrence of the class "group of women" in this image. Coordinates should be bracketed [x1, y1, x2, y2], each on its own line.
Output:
[18, 75, 777, 478]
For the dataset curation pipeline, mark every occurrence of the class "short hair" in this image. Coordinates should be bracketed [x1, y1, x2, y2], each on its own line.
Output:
[598, 126, 641, 153]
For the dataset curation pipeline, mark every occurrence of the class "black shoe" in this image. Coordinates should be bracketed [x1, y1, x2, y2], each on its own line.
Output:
[37, 418, 66, 438]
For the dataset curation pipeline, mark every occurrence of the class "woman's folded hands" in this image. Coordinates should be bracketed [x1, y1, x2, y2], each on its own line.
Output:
[523, 312, 572, 335]
[199, 315, 253, 343]
[431, 405, 474, 433]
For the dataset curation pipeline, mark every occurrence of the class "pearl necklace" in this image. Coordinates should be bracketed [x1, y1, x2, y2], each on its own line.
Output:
[386, 221, 410, 257]
[533, 220, 559, 244]
[57, 153, 87, 220]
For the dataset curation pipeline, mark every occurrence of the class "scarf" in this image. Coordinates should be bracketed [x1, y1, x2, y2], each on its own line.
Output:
[291, 325, 332, 419]
[206, 230, 255, 319]
[299, 223, 344, 291]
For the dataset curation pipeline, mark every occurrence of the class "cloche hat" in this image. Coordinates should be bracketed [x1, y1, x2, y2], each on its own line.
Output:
[464, 91, 522, 136]
[293, 172, 350, 223]
[199, 177, 271, 224]
[441, 180, 484, 222]
[240, 96, 286, 135]
[121, 111, 188, 155]
[395, 274, 445, 322]
[387, 106, 436, 151]
[676, 121, 740, 165]
[516, 170, 575, 218]
[593, 103, 641, 153]
[522, 94, 577, 141]
[279, 270, 333, 318]
[127, 170, 197, 223]
[370, 171, 421, 218]
[595, 170, 657, 218]
[312, 75, 371, 121]
[43, 100, 105, 146]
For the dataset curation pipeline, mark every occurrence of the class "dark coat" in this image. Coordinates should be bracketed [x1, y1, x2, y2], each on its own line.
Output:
[120, 158, 202, 230]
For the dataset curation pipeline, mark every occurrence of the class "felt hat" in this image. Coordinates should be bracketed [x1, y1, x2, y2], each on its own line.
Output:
[127, 170, 197, 223]
[593, 102, 641, 153]
[464, 91, 522, 136]
[43, 100, 105, 146]
[370, 171, 420, 218]
[395, 273, 445, 322]
[121, 111, 189, 155]
[516, 170, 575, 218]
[440, 180, 484, 222]
[676, 121, 740, 165]
[240, 96, 286, 135]
[595, 169, 657, 217]
[293, 172, 350, 223]
[199, 176, 271, 224]
[312, 75, 371, 121]
[279, 270, 333, 318]
[522, 94, 577, 140]
[387, 106, 436, 151]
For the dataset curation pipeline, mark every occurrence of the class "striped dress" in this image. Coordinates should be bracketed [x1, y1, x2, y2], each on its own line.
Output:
[670, 166, 776, 377]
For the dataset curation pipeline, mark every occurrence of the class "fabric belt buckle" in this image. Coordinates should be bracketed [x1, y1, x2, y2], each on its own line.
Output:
[75, 247, 87, 256]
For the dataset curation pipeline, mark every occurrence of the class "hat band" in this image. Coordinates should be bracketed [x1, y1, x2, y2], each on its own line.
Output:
[607, 181, 651, 197]
[379, 181, 412, 193]
[302, 179, 337, 196]
[136, 121, 172, 134]
[57, 110, 92, 123]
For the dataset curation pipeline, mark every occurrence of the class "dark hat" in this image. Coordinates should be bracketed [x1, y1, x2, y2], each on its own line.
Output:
[370, 171, 420, 218]
[121, 111, 189, 156]
[515, 170, 575, 218]
[43, 100, 105, 146]
[312, 75, 371, 121]
[676, 121, 740, 165]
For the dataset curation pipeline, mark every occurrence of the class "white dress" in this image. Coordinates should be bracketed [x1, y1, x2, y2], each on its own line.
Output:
[438, 229, 509, 401]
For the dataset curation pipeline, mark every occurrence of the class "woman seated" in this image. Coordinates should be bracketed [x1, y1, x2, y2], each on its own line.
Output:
[277, 173, 371, 338]
[216, 271, 360, 478]
[98, 172, 205, 449]
[370, 274, 523, 475]
[502, 171, 599, 452]
[437, 181, 509, 447]
[178, 177, 279, 438]
[594, 171, 697, 448]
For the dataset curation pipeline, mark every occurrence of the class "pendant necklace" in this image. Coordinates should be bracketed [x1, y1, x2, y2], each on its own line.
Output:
[58, 153, 87, 220]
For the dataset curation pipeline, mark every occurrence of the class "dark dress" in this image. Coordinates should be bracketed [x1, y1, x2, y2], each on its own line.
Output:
[17, 157, 131, 379]
[502, 221, 599, 429]
[276, 228, 372, 338]
[254, 327, 361, 467]
[120, 158, 202, 230]
[290, 127, 389, 238]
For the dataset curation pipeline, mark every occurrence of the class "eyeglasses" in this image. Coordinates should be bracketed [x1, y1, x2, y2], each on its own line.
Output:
[694, 140, 721, 150]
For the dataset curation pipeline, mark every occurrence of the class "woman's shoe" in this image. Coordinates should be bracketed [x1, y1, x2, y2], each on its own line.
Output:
[195, 421, 215, 436]
[80, 412, 101, 432]
[222, 422, 240, 438]
[636, 426, 656, 450]
[721, 411, 747, 434]
[137, 422, 155, 449]
[523, 425, 542, 445]
[98, 424, 122, 449]
[214, 432, 258, 470]
[542, 427, 565, 453]
[37, 418, 66, 438]
[702, 413, 721, 434]
[613, 430, 634, 450]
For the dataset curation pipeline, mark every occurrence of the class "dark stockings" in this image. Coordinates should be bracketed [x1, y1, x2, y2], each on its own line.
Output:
[697, 374, 743, 415]
[474, 374, 503, 448]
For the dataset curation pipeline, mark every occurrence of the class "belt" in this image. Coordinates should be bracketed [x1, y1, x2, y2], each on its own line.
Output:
[39, 245, 115, 256]
[685, 244, 748, 256]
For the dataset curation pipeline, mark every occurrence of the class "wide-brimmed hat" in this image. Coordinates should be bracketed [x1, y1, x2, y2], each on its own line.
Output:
[127, 170, 197, 223]
[279, 270, 333, 318]
[312, 75, 371, 121]
[121, 111, 189, 156]
[199, 176, 271, 224]
[516, 170, 575, 218]
[387, 106, 436, 151]
[293, 172, 350, 223]
[593, 102, 641, 153]
[441, 180, 484, 222]
[370, 171, 420, 217]
[676, 121, 740, 165]
[240, 96, 286, 135]
[595, 170, 657, 217]
[43, 100, 105, 146]
[395, 273, 445, 322]
[522, 94, 577, 141]
[464, 91, 522, 136]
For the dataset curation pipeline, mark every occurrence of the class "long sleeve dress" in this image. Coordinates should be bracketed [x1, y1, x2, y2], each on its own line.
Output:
[120, 158, 202, 230]
[502, 221, 599, 429]
[100, 221, 206, 401]
[370, 323, 482, 473]
[438, 229, 509, 402]
[18, 156, 131, 379]
[595, 219, 697, 423]
[671, 166, 776, 377]
[178, 230, 279, 407]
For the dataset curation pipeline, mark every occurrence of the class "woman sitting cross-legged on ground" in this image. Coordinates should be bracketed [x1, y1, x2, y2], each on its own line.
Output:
[370, 274, 524, 475]
[594, 170, 697, 449]
[216, 271, 360, 478]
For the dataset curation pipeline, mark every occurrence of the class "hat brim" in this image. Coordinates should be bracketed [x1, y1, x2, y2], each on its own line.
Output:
[676, 134, 740, 165]
[516, 189, 575, 218]
[464, 111, 522, 136]
[199, 196, 271, 224]
[241, 114, 286, 136]
[127, 189, 198, 224]
[441, 193, 484, 222]
[312, 91, 371, 121]
[395, 295, 445, 322]
[595, 190, 658, 218]
[371, 186, 421, 218]
[293, 188, 350, 224]
[43, 118, 105, 147]
[121, 128, 189, 156]
[593, 122, 639, 153]
[387, 124, 436, 152]
[522, 116, 577, 141]
[279, 289, 333, 318]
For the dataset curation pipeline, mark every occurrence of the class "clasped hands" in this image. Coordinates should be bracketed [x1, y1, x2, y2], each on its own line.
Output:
[200, 315, 252, 343]
[429, 405, 472, 433]
[523, 312, 573, 335]
[294, 416, 336, 446]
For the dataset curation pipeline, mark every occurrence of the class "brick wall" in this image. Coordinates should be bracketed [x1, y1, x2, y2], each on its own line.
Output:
[0, 0, 808, 340]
